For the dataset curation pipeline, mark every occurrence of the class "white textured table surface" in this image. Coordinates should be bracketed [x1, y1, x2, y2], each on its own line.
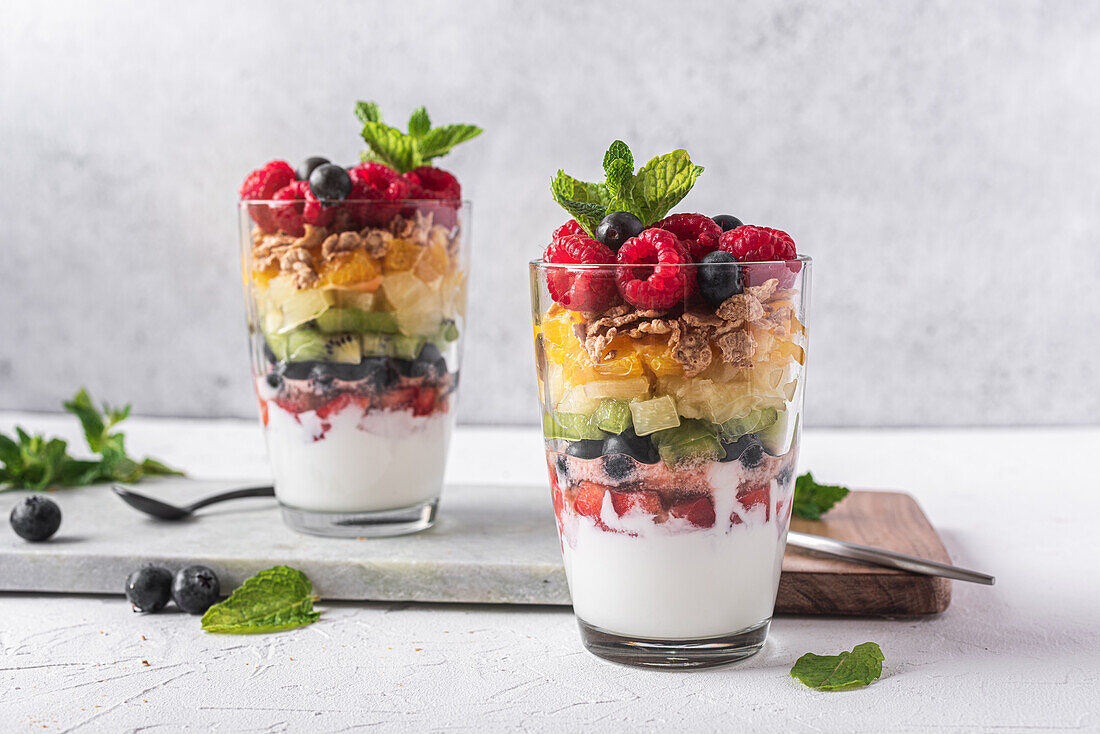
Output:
[1, 413, 1097, 733]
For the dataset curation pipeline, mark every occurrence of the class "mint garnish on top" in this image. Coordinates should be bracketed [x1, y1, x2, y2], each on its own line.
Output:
[790, 642, 885, 691]
[355, 101, 482, 174]
[791, 471, 850, 521]
[551, 140, 704, 235]
[201, 565, 320, 634]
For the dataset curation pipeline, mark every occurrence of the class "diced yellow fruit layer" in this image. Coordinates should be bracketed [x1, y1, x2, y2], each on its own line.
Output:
[415, 241, 450, 283]
[384, 238, 424, 273]
[321, 250, 380, 288]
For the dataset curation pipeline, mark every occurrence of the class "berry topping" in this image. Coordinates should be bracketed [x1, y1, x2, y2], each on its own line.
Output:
[543, 234, 617, 312]
[552, 220, 586, 241]
[614, 228, 697, 310]
[573, 481, 606, 519]
[711, 214, 743, 232]
[272, 181, 333, 236]
[239, 160, 297, 233]
[125, 566, 173, 613]
[669, 496, 716, 528]
[403, 166, 461, 201]
[718, 225, 800, 288]
[697, 250, 744, 306]
[172, 565, 221, 614]
[653, 213, 721, 260]
[595, 212, 645, 252]
[9, 496, 61, 542]
[348, 163, 412, 226]
[297, 156, 330, 182]
[308, 163, 352, 201]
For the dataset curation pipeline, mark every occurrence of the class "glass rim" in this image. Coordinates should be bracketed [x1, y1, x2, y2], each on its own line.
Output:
[529, 254, 812, 269]
[240, 198, 470, 206]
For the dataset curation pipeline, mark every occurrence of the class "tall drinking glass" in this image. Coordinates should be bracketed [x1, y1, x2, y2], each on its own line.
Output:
[240, 197, 469, 537]
[530, 256, 810, 666]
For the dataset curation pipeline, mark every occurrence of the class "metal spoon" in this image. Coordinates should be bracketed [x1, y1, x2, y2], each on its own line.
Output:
[111, 484, 275, 520]
[787, 530, 995, 585]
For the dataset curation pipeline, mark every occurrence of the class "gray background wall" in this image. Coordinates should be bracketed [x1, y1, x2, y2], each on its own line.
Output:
[2, 0, 1098, 426]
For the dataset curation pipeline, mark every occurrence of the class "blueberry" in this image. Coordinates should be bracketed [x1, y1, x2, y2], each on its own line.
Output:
[565, 440, 604, 459]
[358, 357, 396, 392]
[698, 250, 743, 306]
[265, 372, 283, 390]
[722, 434, 764, 468]
[276, 361, 314, 381]
[172, 565, 220, 614]
[308, 363, 336, 388]
[308, 164, 352, 201]
[9, 496, 61, 542]
[606, 429, 660, 465]
[595, 212, 645, 251]
[297, 156, 330, 182]
[602, 453, 635, 481]
[410, 343, 448, 379]
[555, 453, 569, 478]
[125, 566, 173, 613]
[712, 214, 743, 232]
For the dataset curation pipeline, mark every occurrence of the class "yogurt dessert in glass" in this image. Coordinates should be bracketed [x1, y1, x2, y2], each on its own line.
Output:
[238, 102, 478, 537]
[530, 141, 810, 666]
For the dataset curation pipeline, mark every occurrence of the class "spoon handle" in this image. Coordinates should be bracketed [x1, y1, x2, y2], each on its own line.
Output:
[786, 531, 995, 585]
[186, 486, 276, 511]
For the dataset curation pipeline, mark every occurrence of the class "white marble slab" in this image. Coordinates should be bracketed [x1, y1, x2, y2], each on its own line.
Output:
[0, 479, 570, 605]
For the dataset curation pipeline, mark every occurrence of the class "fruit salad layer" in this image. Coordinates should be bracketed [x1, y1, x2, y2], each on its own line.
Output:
[239, 102, 478, 514]
[532, 141, 808, 638]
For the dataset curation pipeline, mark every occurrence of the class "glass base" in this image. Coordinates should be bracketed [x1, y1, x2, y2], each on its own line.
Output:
[577, 618, 770, 669]
[279, 499, 438, 538]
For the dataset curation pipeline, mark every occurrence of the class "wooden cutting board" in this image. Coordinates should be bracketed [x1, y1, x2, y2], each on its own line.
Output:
[775, 490, 952, 616]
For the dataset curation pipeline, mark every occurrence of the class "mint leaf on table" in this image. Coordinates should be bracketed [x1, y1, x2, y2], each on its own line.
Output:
[355, 101, 482, 174]
[0, 387, 182, 492]
[201, 566, 321, 634]
[791, 642, 885, 691]
[792, 471, 850, 520]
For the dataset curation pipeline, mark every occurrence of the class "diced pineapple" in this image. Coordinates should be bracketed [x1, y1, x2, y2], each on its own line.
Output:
[657, 376, 752, 425]
[276, 288, 335, 333]
[383, 271, 443, 335]
[557, 386, 601, 416]
[629, 395, 680, 436]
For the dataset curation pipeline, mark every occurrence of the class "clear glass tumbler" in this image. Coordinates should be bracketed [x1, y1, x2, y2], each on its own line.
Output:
[239, 197, 469, 537]
[530, 255, 810, 667]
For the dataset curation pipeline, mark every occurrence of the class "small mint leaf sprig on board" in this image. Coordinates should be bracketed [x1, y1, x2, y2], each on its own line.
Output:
[0, 388, 183, 491]
[551, 140, 705, 236]
[355, 101, 482, 174]
[201, 566, 321, 634]
[791, 472, 850, 521]
[791, 642, 885, 691]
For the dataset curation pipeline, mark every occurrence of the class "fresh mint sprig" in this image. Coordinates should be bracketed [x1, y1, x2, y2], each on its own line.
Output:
[356, 101, 482, 174]
[791, 642, 885, 691]
[0, 388, 183, 492]
[551, 140, 704, 235]
[201, 565, 321, 634]
[792, 471, 850, 521]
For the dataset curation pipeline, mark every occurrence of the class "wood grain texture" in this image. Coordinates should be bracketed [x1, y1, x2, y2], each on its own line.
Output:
[775, 490, 953, 616]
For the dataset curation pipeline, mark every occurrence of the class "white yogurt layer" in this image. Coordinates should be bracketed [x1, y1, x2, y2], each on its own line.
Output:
[560, 461, 791, 640]
[264, 398, 451, 513]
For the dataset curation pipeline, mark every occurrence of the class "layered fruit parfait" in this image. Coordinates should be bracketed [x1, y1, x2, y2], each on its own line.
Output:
[530, 141, 810, 665]
[238, 101, 479, 536]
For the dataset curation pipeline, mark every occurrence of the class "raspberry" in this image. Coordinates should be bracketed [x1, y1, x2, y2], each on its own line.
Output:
[614, 228, 696, 310]
[552, 220, 585, 241]
[403, 166, 461, 228]
[573, 481, 605, 519]
[348, 163, 412, 226]
[271, 181, 332, 237]
[543, 234, 617, 312]
[403, 166, 461, 200]
[717, 225, 801, 288]
[654, 213, 721, 260]
[239, 160, 296, 233]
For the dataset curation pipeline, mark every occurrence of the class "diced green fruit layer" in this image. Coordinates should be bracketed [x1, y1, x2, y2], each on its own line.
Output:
[629, 395, 680, 436]
[543, 412, 606, 441]
[267, 328, 361, 363]
[592, 399, 632, 434]
[651, 419, 725, 467]
[315, 308, 399, 335]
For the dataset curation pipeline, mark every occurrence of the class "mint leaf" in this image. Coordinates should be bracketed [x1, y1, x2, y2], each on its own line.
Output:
[64, 388, 108, 452]
[360, 121, 421, 172]
[602, 141, 635, 209]
[417, 124, 483, 162]
[355, 100, 382, 125]
[201, 566, 321, 634]
[550, 171, 609, 235]
[626, 149, 704, 225]
[141, 457, 184, 477]
[792, 471, 850, 521]
[408, 106, 431, 138]
[602, 140, 634, 178]
[791, 642, 885, 691]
